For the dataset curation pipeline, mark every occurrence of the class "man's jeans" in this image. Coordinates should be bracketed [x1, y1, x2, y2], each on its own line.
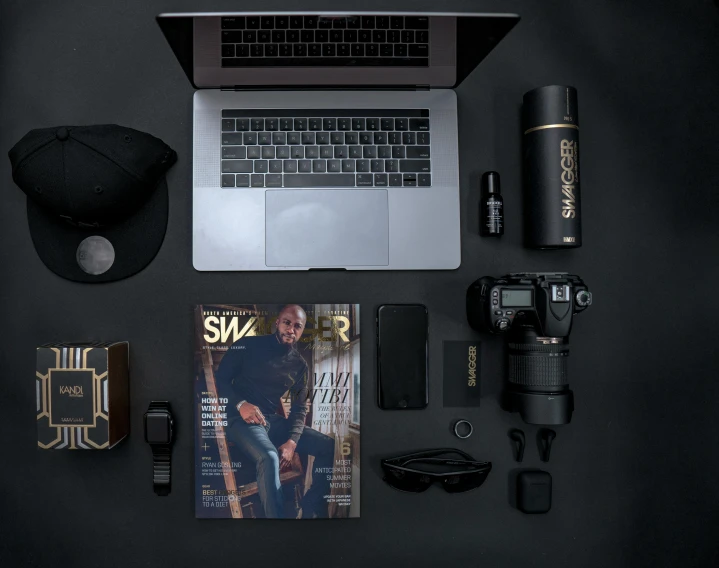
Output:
[226, 414, 334, 518]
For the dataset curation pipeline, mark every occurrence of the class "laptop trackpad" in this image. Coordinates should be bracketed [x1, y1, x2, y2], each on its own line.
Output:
[265, 190, 389, 267]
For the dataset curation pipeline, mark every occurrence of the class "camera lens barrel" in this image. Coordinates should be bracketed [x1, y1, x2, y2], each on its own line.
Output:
[508, 337, 569, 388]
[503, 327, 574, 425]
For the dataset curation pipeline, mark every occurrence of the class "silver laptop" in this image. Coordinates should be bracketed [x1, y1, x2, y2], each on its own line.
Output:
[157, 12, 519, 270]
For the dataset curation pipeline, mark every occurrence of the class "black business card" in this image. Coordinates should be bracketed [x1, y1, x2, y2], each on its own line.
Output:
[443, 341, 481, 407]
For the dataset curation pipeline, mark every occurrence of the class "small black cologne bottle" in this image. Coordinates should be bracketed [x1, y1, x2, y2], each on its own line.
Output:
[480, 171, 504, 237]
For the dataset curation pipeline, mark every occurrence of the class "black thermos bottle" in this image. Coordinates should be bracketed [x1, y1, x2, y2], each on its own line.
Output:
[522, 86, 582, 248]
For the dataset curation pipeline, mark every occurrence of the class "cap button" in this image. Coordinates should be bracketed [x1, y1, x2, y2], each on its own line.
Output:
[56, 127, 69, 141]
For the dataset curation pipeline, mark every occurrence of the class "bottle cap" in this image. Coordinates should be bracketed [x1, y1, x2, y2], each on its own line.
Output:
[482, 171, 501, 194]
[523, 85, 579, 132]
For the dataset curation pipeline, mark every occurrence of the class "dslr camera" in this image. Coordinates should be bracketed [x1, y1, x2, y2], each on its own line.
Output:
[467, 272, 592, 425]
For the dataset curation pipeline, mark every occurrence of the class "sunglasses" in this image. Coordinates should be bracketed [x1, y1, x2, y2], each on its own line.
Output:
[381, 448, 492, 493]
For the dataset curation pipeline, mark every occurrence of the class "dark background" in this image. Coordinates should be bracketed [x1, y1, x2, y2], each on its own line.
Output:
[1, 1, 718, 566]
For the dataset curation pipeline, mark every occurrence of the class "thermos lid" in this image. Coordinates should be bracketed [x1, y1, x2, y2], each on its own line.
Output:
[482, 171, 501, 194]
[523, 85, 579, 132]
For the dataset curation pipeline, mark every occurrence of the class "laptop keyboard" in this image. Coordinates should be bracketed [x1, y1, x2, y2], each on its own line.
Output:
[220, 15, 430, 67]
[220, 109, 431, 188]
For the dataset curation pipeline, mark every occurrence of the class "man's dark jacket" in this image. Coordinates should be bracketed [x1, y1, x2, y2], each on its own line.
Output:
[214, 333, 309, 442]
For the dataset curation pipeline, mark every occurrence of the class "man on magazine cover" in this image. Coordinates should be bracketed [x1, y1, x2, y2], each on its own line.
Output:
[215, 304, 334, 519]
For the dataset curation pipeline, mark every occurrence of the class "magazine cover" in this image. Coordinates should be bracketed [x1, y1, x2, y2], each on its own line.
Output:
[194, 304, 360, 519]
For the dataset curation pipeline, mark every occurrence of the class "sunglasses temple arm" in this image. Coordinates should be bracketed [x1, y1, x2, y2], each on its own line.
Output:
[383, 448, 475, 463]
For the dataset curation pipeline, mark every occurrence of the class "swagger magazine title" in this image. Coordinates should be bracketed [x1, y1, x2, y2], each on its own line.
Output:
[194, 304, 360, 519]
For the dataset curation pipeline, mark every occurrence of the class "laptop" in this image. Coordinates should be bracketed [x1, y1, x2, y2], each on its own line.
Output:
[157, 12, 519, 270]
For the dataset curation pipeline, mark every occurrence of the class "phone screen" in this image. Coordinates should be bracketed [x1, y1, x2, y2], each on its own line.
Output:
[377, 305, 428, 410]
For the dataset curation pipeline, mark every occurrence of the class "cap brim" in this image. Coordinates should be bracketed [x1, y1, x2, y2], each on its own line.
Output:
[26, 178, 168, 283]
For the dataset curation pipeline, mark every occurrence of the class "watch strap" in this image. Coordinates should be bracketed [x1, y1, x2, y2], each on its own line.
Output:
[152, 444, 172, 496]
[146, 401, 173, 497]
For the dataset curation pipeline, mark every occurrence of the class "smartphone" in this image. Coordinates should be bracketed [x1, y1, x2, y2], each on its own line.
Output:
[377, 304, 428, 410]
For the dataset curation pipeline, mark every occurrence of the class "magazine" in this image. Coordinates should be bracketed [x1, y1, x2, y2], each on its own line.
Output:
[194, 304, 360, 519]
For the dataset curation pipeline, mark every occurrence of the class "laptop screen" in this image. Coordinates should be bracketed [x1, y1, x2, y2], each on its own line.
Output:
[157, 12, 519, 89]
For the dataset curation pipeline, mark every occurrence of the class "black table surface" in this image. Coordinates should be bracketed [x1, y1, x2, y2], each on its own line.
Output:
[1, 1, 718, 567]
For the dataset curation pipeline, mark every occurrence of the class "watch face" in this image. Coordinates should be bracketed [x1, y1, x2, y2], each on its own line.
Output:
[145, 412, 171, 444]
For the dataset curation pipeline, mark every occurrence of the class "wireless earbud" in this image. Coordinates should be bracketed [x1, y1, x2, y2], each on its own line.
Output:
[539, 428, 556, 462]
[509, 429, 526, 462]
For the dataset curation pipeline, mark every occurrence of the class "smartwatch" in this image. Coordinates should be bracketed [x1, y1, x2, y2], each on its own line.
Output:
[144, 401, 174, 496]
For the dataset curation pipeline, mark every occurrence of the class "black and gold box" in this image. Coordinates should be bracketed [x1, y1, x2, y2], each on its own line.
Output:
[36, 342, 129, 449]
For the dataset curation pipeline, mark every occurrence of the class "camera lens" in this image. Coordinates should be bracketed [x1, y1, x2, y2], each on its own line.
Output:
[504, 327, 574, 425]
[508, 336, 568, 388]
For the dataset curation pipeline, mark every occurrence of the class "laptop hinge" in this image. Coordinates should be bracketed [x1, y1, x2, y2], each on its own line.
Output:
[220, 85, 428, 92]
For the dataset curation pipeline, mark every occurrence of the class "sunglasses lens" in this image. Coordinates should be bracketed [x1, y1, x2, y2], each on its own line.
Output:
[441, 470, 490, 493]
[382, 466, 434, 493]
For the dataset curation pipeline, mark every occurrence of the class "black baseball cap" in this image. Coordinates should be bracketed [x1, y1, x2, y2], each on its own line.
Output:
[8, 124, 177, 282]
